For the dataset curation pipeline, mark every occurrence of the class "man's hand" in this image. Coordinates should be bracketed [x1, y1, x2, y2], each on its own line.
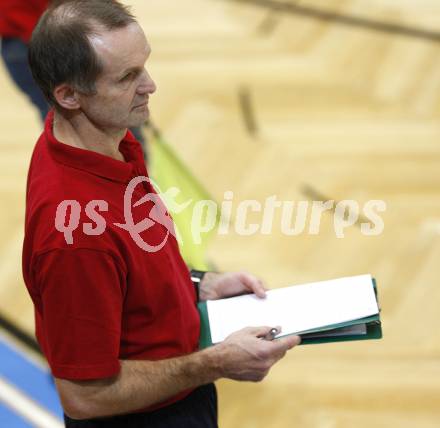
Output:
[213, 326, 301, 382]
[199, 271, 267, 301]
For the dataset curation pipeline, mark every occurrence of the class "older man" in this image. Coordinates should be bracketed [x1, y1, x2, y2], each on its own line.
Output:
[23, 1, 300, 426]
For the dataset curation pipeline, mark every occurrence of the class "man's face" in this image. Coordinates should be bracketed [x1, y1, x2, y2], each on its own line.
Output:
[79, 22, 156, 132]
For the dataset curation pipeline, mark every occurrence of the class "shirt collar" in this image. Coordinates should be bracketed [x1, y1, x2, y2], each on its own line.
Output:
[44, 109, 145, 184]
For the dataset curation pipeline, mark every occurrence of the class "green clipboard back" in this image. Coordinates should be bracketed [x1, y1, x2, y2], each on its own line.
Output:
[197, 277, 382, 349]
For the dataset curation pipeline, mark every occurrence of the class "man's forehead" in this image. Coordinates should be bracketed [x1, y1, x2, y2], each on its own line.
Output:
[89, 23, 150, 73]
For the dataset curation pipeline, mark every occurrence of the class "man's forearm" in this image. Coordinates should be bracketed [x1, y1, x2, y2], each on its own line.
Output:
[56, 346, 223, 420]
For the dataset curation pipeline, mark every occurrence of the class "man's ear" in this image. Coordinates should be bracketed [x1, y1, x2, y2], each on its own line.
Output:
[53, 84, 81, 110]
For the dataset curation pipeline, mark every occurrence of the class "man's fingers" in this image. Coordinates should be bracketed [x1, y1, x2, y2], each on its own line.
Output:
[239, 272, 267, 298]
[256, 279, 269, 297]
[272, 335, 301, 351]
[244, 325, 277, 337]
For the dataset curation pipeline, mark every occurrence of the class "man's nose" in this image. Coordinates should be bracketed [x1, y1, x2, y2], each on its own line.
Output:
[137, 69, 156, 95]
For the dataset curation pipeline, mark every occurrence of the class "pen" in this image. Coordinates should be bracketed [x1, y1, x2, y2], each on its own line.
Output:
[262, 328, 279, 341]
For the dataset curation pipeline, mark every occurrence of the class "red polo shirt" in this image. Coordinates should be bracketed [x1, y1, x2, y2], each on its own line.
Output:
[22, 110, 200, 410]
[0, 0, 49, 41]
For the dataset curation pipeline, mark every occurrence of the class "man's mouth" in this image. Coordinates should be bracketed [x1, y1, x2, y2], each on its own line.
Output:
[133, 100, 148, 109]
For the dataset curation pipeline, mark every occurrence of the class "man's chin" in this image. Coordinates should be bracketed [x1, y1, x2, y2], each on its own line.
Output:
[128, 111, 149, 129]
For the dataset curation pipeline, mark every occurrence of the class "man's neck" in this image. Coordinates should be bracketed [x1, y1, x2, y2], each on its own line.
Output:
[53, 109, 127, 162]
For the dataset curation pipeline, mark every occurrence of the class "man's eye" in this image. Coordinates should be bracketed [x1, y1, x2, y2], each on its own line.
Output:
[120, 72, 134, 82]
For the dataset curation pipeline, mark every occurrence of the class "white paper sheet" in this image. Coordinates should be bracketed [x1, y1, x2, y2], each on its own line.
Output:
[207, 274, 379, 343]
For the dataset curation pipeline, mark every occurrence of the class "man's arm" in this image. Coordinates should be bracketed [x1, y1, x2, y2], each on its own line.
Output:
[56, 326, 300, 420]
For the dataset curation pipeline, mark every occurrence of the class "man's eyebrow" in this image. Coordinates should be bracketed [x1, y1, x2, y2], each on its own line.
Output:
[119, 66, 142, 76]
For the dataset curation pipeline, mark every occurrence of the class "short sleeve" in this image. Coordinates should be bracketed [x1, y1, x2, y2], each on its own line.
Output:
[34, 248, 126, 380]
